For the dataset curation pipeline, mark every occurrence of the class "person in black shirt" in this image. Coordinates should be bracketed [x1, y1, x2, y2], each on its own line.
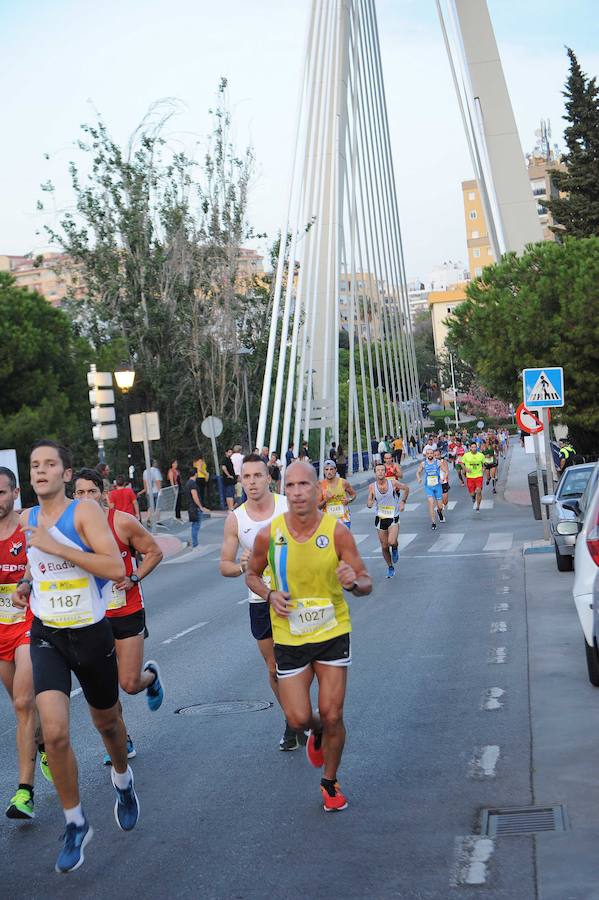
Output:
[221, 449, 236, 511]
[185, 470, 203, 547]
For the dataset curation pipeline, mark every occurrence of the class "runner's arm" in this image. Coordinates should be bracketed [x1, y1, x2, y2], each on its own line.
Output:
[343, 480, 357, 503]
[333, 523, 372, 596]
[246, 527, 291, 616]
[366, 484, 376, 508]
[416, 461, 423, 483]
[117, 513, 163, 582]
[317, 485, 327, 510]
[219, 513, 245, 577]
[394, 480, 410, 504]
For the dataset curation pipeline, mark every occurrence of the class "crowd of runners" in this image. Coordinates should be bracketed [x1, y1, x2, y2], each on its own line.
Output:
[0, 426, 509, 872]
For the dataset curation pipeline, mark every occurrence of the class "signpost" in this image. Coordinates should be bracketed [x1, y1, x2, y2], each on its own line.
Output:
[87, 366, 117, 463]
[130, 412, 160, 533]
[523, 367, 564, 495]
[201, 416, 224, 509]
[476, 420, 485, 430]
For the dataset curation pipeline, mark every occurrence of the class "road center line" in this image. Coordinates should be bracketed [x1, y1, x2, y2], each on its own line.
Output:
[451, 836, 495, 886]
[488, 646, 507, 664]
[490, 621, 508, 633]
[481, 687, 505, 710]
[162, 622, 208, 645]
[469, 745, 500, 778]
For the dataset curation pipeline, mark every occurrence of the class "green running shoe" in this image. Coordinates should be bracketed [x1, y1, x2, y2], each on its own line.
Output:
[39, 750, 53, 784]
[6, 788, 34, 820]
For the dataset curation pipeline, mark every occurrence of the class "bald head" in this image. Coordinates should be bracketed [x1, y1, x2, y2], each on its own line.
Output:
[285, 460, 318, 517]
[285, 460, 317, 484]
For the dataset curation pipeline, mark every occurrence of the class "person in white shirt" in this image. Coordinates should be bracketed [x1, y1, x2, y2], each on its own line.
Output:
[230, 445, 244, 502]
[142, 460, 162, 524]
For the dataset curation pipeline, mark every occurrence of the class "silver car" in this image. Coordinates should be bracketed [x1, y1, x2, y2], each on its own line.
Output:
[541, 462, 596, 571]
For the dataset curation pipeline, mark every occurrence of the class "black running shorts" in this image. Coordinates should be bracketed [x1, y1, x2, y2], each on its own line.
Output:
[109, 609, 148, 641]
[30, 617, 119, 710]
[249, 601, 272, 641]
[375, 515, 399, 531]
[274, 633, 351, 678]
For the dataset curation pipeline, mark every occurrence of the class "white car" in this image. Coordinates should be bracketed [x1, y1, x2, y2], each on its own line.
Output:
[571, 471, 599, 684]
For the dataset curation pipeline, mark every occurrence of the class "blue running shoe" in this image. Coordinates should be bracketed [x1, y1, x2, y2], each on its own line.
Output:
[111, 767, 140, 832]
[386, 566, 395, 578]
[103, 734, 136, 766]
[143, 660, 164, 711]
[391, 545, 399, 564]
[55, 818, 93, 873]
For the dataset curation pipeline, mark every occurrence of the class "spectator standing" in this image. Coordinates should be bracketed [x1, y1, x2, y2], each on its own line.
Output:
[285, 444, 296, 467]
[408, 434, 417, 458]
[142, 459, 162, 524]
[185, 469, 203, 547]
[393, 435, 404, 464]
[96, 462, 111, 495]
[109, 475, 139, 519]
[167, 459, 182, 519]
[231, 445, 244, 503]
[329, 441, 337, 462]
[193, 455, 210, 512]
[221, 448, 236, 511]
[336, 444, 347, 478]
[260, 447, 270, 467]
[268, 452, 283, 493]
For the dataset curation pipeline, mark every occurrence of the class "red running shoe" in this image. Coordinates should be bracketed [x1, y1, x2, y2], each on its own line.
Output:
[320, 780, 348, 812]
[306, 729, 324, 768]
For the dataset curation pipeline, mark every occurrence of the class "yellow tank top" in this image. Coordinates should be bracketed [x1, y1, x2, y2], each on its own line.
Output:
[320, 478, 350, 524]
[267, 513, 351, 646]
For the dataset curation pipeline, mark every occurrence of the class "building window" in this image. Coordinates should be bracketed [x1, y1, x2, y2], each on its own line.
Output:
[471, 229, 479, 239]
[468, 191, 476, 200]
[469, 210, 477, 220]
[473, 248, 481, 258]
[475, 267, 482, 277]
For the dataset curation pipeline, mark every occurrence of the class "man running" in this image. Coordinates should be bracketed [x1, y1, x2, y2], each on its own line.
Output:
[417, 447, 445, 529]
[481, 438, 499, 494]
[220, 453, 303, 751]
[318, 460, 356, 529]
[434, 448, 451, 513]
[0, 466, 51, 820]
[12, 440, 139, 873]
[367, 462, 410, 577]
[383, 451, 402, 480]
[246, 461, 372, 812]
[73, 469, 164, 765]
[453, 438, 466, 484]
[462, 440, 486, 511]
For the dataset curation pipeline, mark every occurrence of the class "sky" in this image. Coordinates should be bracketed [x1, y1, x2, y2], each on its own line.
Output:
[1, 0, 598, 280]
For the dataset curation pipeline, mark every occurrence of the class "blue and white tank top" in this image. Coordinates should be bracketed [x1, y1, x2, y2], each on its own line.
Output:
[423, 458, 441, 488]
[27, 501, 107, 628]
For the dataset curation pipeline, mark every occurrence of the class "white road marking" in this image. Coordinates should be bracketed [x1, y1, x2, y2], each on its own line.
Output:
[488, 647, 507, 664]
[451, 836, 495, 886]
[162, 622, 208, 645]
[484, 533, 513, 552]
[446, 500, 458, 511]
[494, 602, 510, 612]
[402, 502, 420, 512]
[469, 745, 500, 778]
[237, 597, 249, 605]
[372, 533, 417, 553]
[496, 585, 511, 594]
[490, 621, 508, 633]
[481, 687, 505, 711]
[479, 499, 494, 509]
[428, 533, 464, 553]
[162, 544, 222, 564]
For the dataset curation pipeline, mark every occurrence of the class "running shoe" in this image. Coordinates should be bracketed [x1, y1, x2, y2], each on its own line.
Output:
[5, 788, 34, 820]
[55, 818, 93, 873]
[320, 780, 348, 812]
[474, 506, 480, 512]
[386, 566, 395, 578]
[431, 522, 437, 530]
[143, 660, 164, 711]
[279, 722, 303, 752]
[391, 545, 399, 564]
[39, 750, 53, 784]
[438, 509, 445, 523]
[306, 729, 325, 768]
[492, 487, 497, 494]
[111, 767, 140, 832]
[103, 735, 137, 766]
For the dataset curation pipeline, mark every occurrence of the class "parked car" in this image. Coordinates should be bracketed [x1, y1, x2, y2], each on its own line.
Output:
[570, 468, 599, 685]
[541, 462, 595, 571]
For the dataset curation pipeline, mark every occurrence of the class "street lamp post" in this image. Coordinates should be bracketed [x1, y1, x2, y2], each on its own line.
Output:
[114, 369, 136, 480]
[235, 348, 253, 450]
[449, 352, 459, 431]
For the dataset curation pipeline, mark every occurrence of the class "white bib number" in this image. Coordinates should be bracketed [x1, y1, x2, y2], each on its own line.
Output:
[38, 578, 94, 628]
[107, 584, 127, 611]
[0, 584, 26, 625]
[426, 475, 439, 487]
[288, 598, 338, 636]
[327, 502, 345, 518]
[378, 504, 395, 519]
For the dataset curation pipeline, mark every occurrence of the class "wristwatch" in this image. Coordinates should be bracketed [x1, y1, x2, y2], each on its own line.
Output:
[344, 580, 359, 593]
[129, 574, 141, 585]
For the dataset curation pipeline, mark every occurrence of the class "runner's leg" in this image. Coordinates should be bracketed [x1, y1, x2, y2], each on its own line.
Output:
[256, 636, 281, 704]
[378, 528, 392, 566]
[114, 635, 154, 694]
[10, 647, 37, 786]
[35, 691, 80, 809]
[427, 495, 435, 525]
[277, 665, 318, 733]
[314, 663, 347, 781]
[388, 522, 399, 562]
[89, 703, 128, 774]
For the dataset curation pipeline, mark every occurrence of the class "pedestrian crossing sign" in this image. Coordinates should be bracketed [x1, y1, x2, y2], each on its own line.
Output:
[522, 367, 564, 408]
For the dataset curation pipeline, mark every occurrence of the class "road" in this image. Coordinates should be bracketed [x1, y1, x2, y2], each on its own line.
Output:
[0, 448, 583, 898]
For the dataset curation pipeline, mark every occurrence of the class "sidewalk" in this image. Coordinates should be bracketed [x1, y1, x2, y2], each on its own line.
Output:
[504, 440, 535, 507]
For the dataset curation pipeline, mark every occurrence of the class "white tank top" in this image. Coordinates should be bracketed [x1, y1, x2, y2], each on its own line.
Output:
[374, 479, 400, 520]
[234, 493, 288, 601]
[27, 501, 107, 628]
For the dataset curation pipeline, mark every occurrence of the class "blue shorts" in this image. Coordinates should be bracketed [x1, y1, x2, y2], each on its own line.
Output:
[249, 601, 272, 641]
[425, 484, 443, 501]
[223, 484, 235, 499]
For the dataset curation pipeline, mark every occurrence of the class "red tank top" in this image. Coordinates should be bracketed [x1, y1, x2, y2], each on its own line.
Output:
[0, 524, 33, 628]
[106, 510, 143, 617]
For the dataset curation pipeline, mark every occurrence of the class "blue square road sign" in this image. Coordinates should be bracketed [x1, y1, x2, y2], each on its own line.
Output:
[522, 367, 564, 408]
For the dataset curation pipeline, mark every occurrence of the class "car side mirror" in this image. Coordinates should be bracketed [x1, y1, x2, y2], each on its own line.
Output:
[556, 521, 582, 536]
[562, 500, 580, 514]
[541, 494, 556, 506]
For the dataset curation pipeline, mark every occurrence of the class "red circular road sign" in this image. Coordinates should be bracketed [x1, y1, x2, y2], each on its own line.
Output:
[516, 402, 550, 435]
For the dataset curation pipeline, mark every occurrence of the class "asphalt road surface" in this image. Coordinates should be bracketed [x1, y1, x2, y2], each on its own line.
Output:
[0, 450, 549, 898]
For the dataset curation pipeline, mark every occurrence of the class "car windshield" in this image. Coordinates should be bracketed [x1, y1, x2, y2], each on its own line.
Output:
[558, 468, 592, 499]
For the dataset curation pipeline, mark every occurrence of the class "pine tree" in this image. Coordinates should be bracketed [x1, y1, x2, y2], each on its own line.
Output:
[546, 48, 599, 237]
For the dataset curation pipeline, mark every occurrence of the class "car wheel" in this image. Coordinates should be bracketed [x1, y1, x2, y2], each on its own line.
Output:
[554, 542, 573, 572]
[584, 638, 599, 687]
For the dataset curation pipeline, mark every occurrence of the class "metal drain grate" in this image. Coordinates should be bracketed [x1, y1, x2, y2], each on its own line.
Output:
[175, 700, 273, 717]
[481, 804, 567, 837]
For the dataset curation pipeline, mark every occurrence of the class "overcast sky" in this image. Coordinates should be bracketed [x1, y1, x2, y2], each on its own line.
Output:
[1, 0, 597, 279]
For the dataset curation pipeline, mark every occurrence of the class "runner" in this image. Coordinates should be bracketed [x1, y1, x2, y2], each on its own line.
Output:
[462, 440, 486, 511]
[434, 448, 451, 513]
[0, 466, 52, 820]
[366, 462, 410, 577]
[383, 451, 402, 480]
[453, 437, 466, 484]
[246, 461, 372, 812]
[318, 460, 356, 529]
[220, 453, 303, 751]
[73, 469, 164, 765]
[416, 447, 445, 529]
[12, 440, 139, 873]
[482, 438, 499, 494]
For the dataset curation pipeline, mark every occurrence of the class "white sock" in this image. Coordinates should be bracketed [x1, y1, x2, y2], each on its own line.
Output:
[64, 803, 85, 827]
[112, 765, 132, 790]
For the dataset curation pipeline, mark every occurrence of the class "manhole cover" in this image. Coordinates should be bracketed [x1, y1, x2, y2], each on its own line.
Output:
[175, 700, 273, 717]
[481, 804, 568, 836]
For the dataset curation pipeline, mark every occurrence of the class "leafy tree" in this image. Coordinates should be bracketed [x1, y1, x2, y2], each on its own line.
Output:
[412, 309, 438, 396]
[446, 238, 599, 452]
[546, 48, 599, 237]
[0, 273, 96, 499]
